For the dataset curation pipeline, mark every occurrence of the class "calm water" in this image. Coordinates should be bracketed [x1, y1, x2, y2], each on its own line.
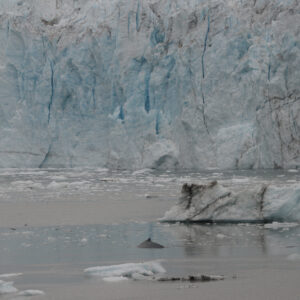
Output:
[1, 222, 300, 266]
[0, 168, 299, 299]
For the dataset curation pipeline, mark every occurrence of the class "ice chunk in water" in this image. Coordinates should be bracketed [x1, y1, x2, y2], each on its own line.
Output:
[0, 280, 18, 294]
[17, 290, 45, 296]
[84, 261, 166, 280]
[161, 181, 300, 222]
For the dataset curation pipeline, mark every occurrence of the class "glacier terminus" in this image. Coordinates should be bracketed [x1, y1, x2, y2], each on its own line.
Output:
[0, 0, 299, 170]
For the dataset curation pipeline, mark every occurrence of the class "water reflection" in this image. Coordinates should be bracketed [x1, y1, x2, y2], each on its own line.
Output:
[162, 223, 300, 258]
[0, 223, 299, 267]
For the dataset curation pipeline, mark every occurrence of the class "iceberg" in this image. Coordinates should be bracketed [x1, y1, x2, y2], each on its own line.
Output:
[0, 0, 298, 169]
[161, 181, 300, 223]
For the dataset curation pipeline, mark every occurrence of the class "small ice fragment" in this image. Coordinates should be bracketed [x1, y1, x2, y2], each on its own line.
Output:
[98, 234, 109, 238]
[0, 273, 22, 279]
[216, 234, 226, 239]
[264, 222, 299, 229]
[84, 261, 166, 279]
[17, 290, 45, 296]
[231, 178, 249, 183]
[132, 169, 151, 175]
[80, 238, 88, 245]
[102, 276, 128, 282]
[47, 181, 68, 189]
[203, 275, 224, 281]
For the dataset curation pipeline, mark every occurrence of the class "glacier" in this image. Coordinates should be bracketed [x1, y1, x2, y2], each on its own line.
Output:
[0, 0, 299, 169]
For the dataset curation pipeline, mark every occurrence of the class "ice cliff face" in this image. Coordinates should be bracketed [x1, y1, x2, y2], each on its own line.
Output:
[0, 0, 299, 169]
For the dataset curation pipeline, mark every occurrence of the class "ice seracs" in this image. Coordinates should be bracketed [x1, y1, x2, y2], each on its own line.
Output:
[0, 0, 299, 169]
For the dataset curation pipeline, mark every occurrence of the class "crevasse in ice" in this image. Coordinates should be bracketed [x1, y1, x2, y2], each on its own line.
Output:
[0, 0, 299, 169]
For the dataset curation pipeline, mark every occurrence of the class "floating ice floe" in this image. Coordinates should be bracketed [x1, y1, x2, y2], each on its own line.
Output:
[102, 276, 129, 283]
[132, 169, 152, 176]
[0, 280, 18, 294]
[216, 234, 227, 239]
[0, 278, 44, 297]
[84, 261, 166, 281]
[264, 222, 299, 229]
[17, 290, 45, 296]
[47, 181, 69, 189]
[0, 273, 22, 279]
[161, 181, 300, 223]
[84, 261, 225, 283]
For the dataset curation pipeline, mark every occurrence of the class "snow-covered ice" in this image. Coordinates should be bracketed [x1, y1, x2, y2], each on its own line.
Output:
[0, 280, 18, 295]
[102, 276, 129, 283]
[84, 261, 166, 281]
[17, 290, 45, 296]
[161, 181, 300, 222]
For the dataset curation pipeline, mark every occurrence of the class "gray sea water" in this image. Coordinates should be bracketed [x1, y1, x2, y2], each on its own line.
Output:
[0, 168, 299, 299]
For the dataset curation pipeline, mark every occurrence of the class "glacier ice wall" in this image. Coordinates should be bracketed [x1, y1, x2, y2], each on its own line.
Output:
[0, 0, 299, 169]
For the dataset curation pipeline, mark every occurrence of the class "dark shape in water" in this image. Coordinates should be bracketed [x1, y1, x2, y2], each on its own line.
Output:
[138, 238, 164, 248]
[156, 275, 224, 282]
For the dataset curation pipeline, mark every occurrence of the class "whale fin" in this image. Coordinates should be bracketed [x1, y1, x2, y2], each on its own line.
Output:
[138, 238, 164, 248]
